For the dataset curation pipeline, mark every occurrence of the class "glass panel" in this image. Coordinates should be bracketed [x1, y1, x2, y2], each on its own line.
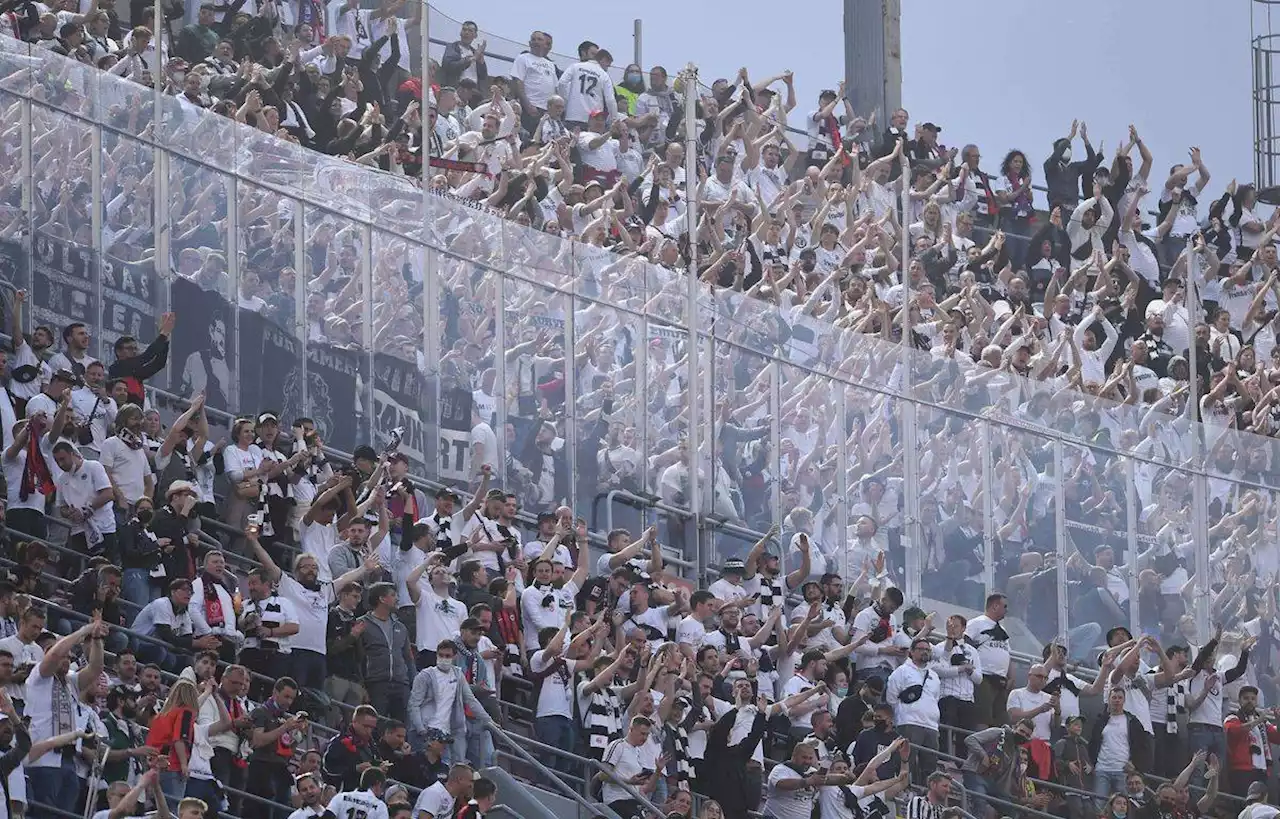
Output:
[917, 404, 984, 612]
[502, 277, 567, 514]
[302, 205, 367, 457]
[0, 91, 27, 306]
[235, 182, 303, 422]
[168, 157, 234, 414]
[371, 230, 429, 476]
[99, 135, 161, 384]
[29, 108, 98, 359]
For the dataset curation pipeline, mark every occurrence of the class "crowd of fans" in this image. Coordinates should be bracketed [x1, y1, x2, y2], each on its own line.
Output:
[2, 4, 1280, 819]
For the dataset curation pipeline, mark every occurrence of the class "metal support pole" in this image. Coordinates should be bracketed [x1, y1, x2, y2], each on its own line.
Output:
[1053, 440, 1070, 646]
[1186, 241, 1200, 429]
[423, 246, 441, 480]
[981, 423, 996, 596]
[1191, 471, 1210, 638]
[361, 224, 375, 444]
[492, 273, 507, 487]
[562, 287, 577, 511]
[680, 63, 701, 561]
[633, 19, 642, 68]
[898, 157, 920, 600]
[151, 0, 163, 98]
[293, 197, 307, 413]
[1124, 457, 1140, 637]
[225, 174, 240, 407]
[90, 126, 103, 359]
[769, 362, 784, 578]
[21, 101, 31, 244]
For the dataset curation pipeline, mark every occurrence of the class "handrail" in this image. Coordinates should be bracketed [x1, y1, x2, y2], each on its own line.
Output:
[485, 724, 610, 818]
[933, 722, 1243, 808]
[503, 733, 666, 819]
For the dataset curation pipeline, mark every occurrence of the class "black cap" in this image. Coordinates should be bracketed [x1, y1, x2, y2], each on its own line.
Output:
[435, 487, 460, 501]
[50, 368, 79, 384]
[722, 558, 746, 573]
[537, 511, 557, 522]
[921, 122, 941, 133]
[352, 445, 377, 462]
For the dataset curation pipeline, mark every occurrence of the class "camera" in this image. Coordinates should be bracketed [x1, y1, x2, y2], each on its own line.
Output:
[949, 652, 968, 667]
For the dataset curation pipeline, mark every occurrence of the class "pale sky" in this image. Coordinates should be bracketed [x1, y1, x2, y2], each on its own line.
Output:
[431, 0, 1258, 210]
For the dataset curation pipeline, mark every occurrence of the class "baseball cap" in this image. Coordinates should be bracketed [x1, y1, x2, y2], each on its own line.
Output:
[435, 487, 460, 501]
[920, 122, 942, 133]
[1247, 781, 1268, 802]
[50, 368, 79, 385]
[722, 558, 746, 574]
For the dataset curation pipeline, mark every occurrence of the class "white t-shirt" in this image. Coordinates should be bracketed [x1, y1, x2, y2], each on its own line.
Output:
[965, 615, 1011, 678]
[98, 436, 151, 504]
[818, 785, 869, 819]
[511, 51, 558, 109]
[1188, 668, 1225, 726]
[328, 790, 389, 819]
[299, 521, 338, 584]
[676, 615, 707, 652]
[521, 582, 579, 650]
[601, 737, 657, 804]
[1006, 687, 1053, 740]
[529, 649, 574, 719]
[621, 605, 671, 654]
[278, 575, 333, 655]
[413, 782, 454, 819]
[1096, 712, 1130, 772]
[415, 584, 465, 652]
[26, 667, 89, 768]
[52, 455, 116, 535]
[243, 594, 299, 654]
[764, 764, 816, 819]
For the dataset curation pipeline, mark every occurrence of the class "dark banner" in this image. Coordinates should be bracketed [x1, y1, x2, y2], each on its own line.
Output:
[100, 255, 159, 355]
[30, 232, 97, 334]
[169, 276, 235, 413]
[238, 307, 303, 424]
[438, 385, 471, 482]
[373, 351, 427, 476]
[0, 238, 26, 291]
[305, 343, 362, 454]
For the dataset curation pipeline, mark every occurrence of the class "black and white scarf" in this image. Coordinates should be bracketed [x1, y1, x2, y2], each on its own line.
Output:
[581, 676, 623, 756]
[1164, 679, 1187, 734]
[670, 712, 693, 788]
[757, 571, 784, 609]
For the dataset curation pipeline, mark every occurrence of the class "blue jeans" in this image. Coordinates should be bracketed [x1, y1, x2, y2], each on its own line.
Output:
[466, 722, 494, 768]
[123, 568, 160, 609]
[160, 770, 188, 812]
[963, 771, 1007, 819]
[1188, 724, 1226, 767]
[290, 648, 327, 691]
[28, 764, 80, 819]
[534, 715, 578, 778]
[1066, 623, 1103, 663]
[1094, 770, 1128, 799]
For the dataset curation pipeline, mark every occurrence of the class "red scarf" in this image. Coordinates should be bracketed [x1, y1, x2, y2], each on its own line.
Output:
[19, 417, 55, 501]
[202, 574, 225, 628]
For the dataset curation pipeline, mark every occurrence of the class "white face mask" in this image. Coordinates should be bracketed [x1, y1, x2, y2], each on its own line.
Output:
[436, 657, 453, 672]
[1061, 147, 1072, 163]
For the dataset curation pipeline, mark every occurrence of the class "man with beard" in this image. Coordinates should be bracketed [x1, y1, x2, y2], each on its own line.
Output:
[460, 490, 520, 574]
[26, 619, 108, 814]
[247, 528, 382, 694]
[68, 563, 129, 652]
[69, 360, 116, 449]
[201, 665, 251, 813]
[1224, 685, 1279, 796]
[521, 551, 590, 652]
[327, 513, 389, 588]
[99, 404, 154, 512]
[132, 577, 223, 672]
[287, 773, 327, 819]
[961, 718, 1037, 819]
[107, 312, 173, 408]
[742, 531, 810, 622]
[101, 685, 156, 786]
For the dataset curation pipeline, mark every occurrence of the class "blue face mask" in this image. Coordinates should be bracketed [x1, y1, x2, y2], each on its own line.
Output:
[625, 72, 642, 84]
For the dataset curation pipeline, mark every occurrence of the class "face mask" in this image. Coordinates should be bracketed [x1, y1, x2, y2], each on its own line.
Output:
[136, 508, 153, 524]
[1011, 733, 1029, 744]
[625, 72, 642, 84]
[436, 657, 453, 672]
[1061, 147, 1072, 163]
[835, 686, 848, 697]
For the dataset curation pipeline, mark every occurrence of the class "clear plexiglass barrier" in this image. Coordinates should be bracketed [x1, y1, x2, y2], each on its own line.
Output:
[0, 33, 1273, 666]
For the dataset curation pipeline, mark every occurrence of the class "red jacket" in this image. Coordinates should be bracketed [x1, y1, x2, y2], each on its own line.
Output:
[1224, 713, 1280, 772]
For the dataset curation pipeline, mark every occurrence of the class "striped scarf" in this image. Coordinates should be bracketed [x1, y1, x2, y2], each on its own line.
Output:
[496, 608, 523, 676]
[581, 676, 623, 757]
[757, 572, 783, 609]
[671, 712, 693, 789]
[1164, 679, 1187, 734]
